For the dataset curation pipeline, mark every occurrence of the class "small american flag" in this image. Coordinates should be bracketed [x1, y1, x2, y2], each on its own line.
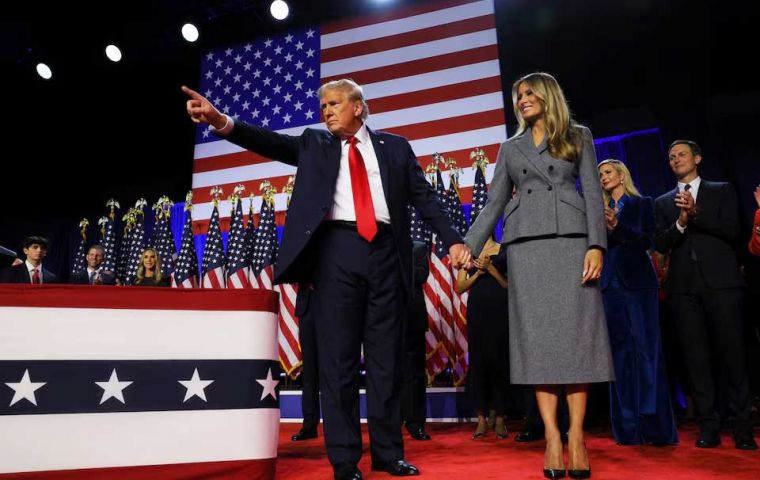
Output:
[201, 195, 226, 289]
[124, 202, 147, 286]
[70, 219, 88, 278]
[226, 188, 251, 289]
[469, 148, 489, 223]
[172, 196, 199, 289]
[100, 200, 119, 272]
[249, 190, 278, 290]
[116, 212, 133, 283]
[446, 170, 469, 386]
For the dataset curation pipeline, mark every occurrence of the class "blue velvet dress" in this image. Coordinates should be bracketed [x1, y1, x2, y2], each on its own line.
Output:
[601, 195, 678, 445]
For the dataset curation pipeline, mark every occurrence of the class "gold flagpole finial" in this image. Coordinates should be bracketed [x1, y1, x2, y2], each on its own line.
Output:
[97, 216, 108, 236]
[184, 191, 194, 211]
[210, 186, 223, 207]
[106, 199, 120, 220]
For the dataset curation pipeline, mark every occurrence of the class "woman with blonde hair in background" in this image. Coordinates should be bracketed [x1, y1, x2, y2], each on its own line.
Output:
[598, 159, 678, 446]
[134, 248, 170, 287]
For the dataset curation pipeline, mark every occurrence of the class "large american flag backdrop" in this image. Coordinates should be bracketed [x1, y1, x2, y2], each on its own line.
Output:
[0, 285, 280, 479]
[189, 0, 506, 380]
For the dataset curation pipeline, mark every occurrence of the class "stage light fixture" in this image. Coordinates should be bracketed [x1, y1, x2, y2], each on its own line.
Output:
[270, 0, 289, 20]
[182, 23, 200, 42]
[36, 63, 52, 80]
[105, 44, 122, 62]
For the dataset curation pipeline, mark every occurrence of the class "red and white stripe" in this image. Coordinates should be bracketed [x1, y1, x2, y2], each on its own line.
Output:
[450, 265, 469, 385]
[171, 275, 198, 289]
[250, 266, 302, 377]
[202, 266, 226, 289]
[227, 267, 251, 289]
[190, 0, 506, 233]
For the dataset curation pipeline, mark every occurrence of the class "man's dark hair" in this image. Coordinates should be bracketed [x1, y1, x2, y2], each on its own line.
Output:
[22, 236, 49, 249]
[88, 244, 106, 256]
[668, 139, 701, 157]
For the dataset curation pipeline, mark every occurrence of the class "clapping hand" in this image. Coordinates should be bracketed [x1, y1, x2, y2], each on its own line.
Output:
[603, 206, 618, 231]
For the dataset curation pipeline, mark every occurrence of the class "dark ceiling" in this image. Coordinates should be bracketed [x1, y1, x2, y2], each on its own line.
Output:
[0, 0, 754, 225]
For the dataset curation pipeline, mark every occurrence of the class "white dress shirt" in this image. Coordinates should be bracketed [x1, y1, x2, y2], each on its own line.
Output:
[676, 176, 701, 233]
[328, 123, 390, 224]
[25, 261, 43, 284]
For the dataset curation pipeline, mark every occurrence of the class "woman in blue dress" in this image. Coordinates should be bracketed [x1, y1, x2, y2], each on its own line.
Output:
[598, 159, 678, 445]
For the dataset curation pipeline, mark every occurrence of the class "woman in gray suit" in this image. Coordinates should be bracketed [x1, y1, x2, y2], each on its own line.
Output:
[465, 72, 613, 480]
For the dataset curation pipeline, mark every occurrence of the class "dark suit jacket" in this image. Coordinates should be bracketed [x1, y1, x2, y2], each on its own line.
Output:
[654, 180, 744, 293]
[601, 195, 659, 290]
[225, 121, 462, 298]
[1, 263, 58, 284]
[69, 270, 117, 285]
[406, 240, 431, 332]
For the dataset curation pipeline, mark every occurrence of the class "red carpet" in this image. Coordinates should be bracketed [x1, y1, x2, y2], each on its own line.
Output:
[277, 421, 760, 479]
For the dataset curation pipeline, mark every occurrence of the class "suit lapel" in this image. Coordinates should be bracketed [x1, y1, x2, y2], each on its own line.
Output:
[663, 187, 680, 221]
[695, 180, 710, 212]
[514, 130, 553, 183]
[323, 133, 342, 194]
[368, 127, 391, 206]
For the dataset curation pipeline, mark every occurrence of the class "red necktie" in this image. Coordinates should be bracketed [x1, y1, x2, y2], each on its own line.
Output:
[347, 136, 377, 242]
[32, 268, 41, 284]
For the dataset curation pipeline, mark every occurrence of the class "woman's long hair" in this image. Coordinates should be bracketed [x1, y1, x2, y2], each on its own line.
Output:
[136, 248, 163, 284]
[598, 159, 641, 206]
[512, 72, 581, 161]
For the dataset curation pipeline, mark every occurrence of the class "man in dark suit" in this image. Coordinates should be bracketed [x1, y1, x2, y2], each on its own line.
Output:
[1, 236, 57, 284]
[654, 139, 756, 450]
[183, 79, 470, 479]
[400, 240, 432, 441]
[69, 244, 116, 285]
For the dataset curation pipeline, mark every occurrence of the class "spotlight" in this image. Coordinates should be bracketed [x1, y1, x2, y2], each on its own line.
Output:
[36, 63, 52, 80]
[270, 0, 289, 21]
[105, 44, 122, 62]
[182, 23, 200, 42]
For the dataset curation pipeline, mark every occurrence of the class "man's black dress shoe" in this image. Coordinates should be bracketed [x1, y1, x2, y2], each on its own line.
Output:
[734, 435, 758, 450]
[515, 429, 543, 442]
[334, 463, 362, 480]
[407, 427, 431, 441]
[371, 460, 420, 476]
[291, 428, 318, 441]
[695, 434, 720, 448]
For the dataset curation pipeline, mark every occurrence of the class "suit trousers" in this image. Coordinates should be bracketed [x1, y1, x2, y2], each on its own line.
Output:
[670, 263, 751, 436]
[299, 307, 321, 431]
[310, 222, 405, 467]
[400, 293, 428, 429]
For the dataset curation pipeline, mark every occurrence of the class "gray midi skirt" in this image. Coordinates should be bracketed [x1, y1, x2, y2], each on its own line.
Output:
[506, 235, 614, 384]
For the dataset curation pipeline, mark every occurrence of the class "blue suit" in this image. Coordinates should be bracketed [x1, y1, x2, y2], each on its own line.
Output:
[223, 120, 461, 471]
[601, 195, 678, 445]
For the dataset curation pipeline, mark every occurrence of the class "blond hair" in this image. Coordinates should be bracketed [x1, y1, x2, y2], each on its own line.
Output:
[598, 159, 641, 206]
[136, 248, 163, 284]
[512, 72, 581, 161]
[317, 78, 369, 120]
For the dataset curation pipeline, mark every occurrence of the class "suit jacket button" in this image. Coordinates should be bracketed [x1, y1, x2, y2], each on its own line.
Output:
[306, 230, 312, 235]
[523, 169, 527, 174]
[547, 185, 553, 191]
[548, 165, 554, 171]
[527, 189, 532, 194]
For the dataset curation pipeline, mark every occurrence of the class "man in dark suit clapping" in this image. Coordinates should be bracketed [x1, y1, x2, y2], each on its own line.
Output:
[183, 79, 470, 479]
[69, 244, 116, 285]
[654, 139, 756, 450]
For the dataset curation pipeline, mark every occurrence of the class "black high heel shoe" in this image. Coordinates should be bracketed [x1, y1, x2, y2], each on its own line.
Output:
[543, 468, 566, 479]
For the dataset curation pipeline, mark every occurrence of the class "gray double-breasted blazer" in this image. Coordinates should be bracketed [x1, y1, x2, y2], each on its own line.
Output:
[466, 125, 606, 255]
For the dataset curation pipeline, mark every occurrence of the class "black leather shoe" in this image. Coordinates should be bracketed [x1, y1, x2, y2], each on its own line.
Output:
[334, 463, 362, 480]
[515, 429, 543, 442]
[371, 460, 420, 476]
[568, 469, 591, 479]
[695, 434, 720, 448]
[734, 435, 758, 450]
[291, 428, 318, 441]
[408, 427, 431, 441]
[543, 468, 566, 479]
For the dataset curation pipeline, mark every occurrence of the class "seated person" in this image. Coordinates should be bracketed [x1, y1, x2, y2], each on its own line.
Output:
[0, 236, 58, 284]
[70, 245, 116, 285]
[134, 248, 170, 287]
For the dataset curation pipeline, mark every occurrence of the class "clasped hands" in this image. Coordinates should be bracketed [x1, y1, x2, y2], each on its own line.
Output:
[675, 190, 697, 226]
[448, 243, 472, 269]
